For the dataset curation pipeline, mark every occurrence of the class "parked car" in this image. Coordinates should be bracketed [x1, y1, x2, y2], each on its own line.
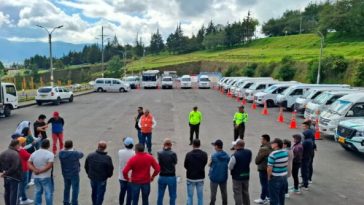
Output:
[125, 76, 140, 89]
[244, 81, 279, 102]
[35, 86, 73, 106]
[94, 78, 130, 92]
[161, 76, 173, 89]
[254, 82, 299, 107]
[335, 118, 364, 153]
[180, 75, 192, 89]
[198, 75, 211, 89]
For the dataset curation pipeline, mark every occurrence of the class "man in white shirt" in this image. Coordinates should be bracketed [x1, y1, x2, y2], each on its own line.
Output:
[28, 139, 54, 205]
[118, 137, 135, 205]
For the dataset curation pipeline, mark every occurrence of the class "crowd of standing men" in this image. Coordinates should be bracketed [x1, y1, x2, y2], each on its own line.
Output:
[0, 105, 316, 205]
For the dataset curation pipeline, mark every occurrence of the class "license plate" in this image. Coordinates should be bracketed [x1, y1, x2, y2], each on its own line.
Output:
[338, 136, 345, 144]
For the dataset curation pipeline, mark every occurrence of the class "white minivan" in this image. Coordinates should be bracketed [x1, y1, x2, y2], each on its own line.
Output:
[161, 76, 173, 89]
[198, 75, 211, 89]
[180, 75, 192, 89]
[94, 78, 131, 92]
[276, 84, 350, 111]
[244, 81, 279, 102]
[236, 78, 274, 99]
[254, 82, 300, 107]
[319, 92, 364, 136]
[335, 118, 364, 153]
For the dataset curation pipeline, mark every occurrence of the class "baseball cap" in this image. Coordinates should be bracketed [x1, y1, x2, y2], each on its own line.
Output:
[53, 111, 59, 117]
[124, 137, 134, 146]
[239, 105, 245, 109]
[11, 133, 21, 140]
[17, 137, 26, 144]
[211, 139, 223, 147]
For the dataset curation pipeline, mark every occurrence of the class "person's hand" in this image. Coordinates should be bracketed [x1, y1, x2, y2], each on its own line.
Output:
[0, 171, 5, 178]
[34, 169, 41, 175]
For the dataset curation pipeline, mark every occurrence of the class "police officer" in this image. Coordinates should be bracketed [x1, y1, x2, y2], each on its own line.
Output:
[233, 106, 248, 141]
[189, 106, 203, 145]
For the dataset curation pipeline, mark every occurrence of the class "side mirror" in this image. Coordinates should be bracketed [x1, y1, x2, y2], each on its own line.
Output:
[346, 110, 354, 117]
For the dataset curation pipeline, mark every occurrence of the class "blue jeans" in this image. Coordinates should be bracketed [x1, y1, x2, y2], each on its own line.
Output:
[131, 183, 150, 205]
[34, 177, 54, 205]
[63, 175, 80, 205]
[140, 133, 152, 153]
[157, 176, 177, 205]
[90, 180, 107, 205]
[119, 180, 132, 205]
[259, 171, 269, 200]
[269, 176, 287, 205]
[137, 130, 142, 144]
[186, 180, 204, 205]
[4, 177, 20, 205]
[20, 171, 29, 201]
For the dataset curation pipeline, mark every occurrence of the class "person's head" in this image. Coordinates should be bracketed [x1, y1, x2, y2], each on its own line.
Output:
[292, 134, 302, 144]
[97, 141, 107, 152]
[192, 139, 201, 149]
[144, 109, 150, 116]
[193, 106, 198, 111]
[261, 134, 270, 145]
[163, 138, 173, 149]
[271, 138, 283, 150]
[302, 121, 311, 130]
[64, 140, 73, 150]
[21, 127, 31, 137]
[53, 111, 60, 119]
[41, 139, 51, 149]
[238, 106, 244, 113]
[235, 139, 245, 150]
[283, 139, 291, 149]
[38, 114, 47, 122]
[123, 137, 134, 149]
[211, 139, 223, 151]
[135, 143, 145, 153]
[138, 107, 143, 114]
[17, 137, 27, 147]
[9, 139, 20, 150]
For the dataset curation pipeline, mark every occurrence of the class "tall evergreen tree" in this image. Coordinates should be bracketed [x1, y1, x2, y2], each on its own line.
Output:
[150, 29, 165, 54]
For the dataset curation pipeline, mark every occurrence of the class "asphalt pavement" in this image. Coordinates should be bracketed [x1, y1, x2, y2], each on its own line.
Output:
[0, 88, 363, 205]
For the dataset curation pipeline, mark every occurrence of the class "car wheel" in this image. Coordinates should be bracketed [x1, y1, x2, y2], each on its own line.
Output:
[340, 144, 352, 152]
[69, 95, 74, 103]
[119, 88, 125, 93]
[4, 105, 11, 117]
[54, 97, 61, 105]
[36, 101, 42, 106]
[97, 88, 103, 92]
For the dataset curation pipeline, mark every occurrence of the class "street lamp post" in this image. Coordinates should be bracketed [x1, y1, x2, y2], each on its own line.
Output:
[317, 31, 324, 84]
[36, 25, 63, 87]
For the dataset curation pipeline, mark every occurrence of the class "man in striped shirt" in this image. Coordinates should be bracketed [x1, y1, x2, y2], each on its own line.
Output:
[267, 138, 288, 205]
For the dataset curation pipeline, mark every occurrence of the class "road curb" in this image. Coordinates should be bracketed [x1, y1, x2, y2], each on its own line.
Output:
[18, 90, 95, 109]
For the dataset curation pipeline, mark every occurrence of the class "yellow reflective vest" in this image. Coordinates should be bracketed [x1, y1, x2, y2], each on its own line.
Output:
[233, 112, 248, 125]
[189, 111, 202, 125]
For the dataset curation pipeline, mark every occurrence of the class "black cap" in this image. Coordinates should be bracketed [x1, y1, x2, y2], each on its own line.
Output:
[239, 105, 245, 109]
[211, 139, 223, 148]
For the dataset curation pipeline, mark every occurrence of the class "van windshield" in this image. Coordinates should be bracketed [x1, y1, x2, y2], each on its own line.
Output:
[329, 100, 352, 115]
[182, 78, 191, 82]
[313, 93, 331, 105]
[282, 87, 294, 95]
[163, 78, 172, 81]
[142, 75, 157, 81]
[264, 85, 277, 93]
[301, 90, 313, 99]
[200, 78, 209, 82]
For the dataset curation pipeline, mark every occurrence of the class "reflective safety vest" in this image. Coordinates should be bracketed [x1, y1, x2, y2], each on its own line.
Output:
[140, 114, 154, 133]
[233, 112, 248, 126]
[189, 111, 202, 125]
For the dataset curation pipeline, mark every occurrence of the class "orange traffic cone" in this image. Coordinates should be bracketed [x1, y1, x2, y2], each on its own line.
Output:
[251, 101, 257, 110]
[289, 110, 297, 129]
[315, 111, 322, 140]
[241, 98, 247, 105]
[261, 101, 269, 115]
[277, 107, 284, 123]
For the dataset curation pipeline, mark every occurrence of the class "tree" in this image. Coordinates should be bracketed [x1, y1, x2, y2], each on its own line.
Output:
[203, 31, 225, 50]
[0, 61, 5, 76]
[133, 34, 144, 58]
[105, 56, 123, 78]
[150, 29, 164, 54]
[196, 25, 205, 49]
[206, 20, 217, 35]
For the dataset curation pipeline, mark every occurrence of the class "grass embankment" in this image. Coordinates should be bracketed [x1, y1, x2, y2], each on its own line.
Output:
[126, 34, 364, 71]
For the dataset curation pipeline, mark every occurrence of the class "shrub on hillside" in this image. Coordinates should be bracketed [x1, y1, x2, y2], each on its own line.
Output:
[276, 56, 296, 81]
[308, 55, 348, 83]
[256, 63, 275, 77]
[354, 62, 364, 86]
[224, 65, 241, 77]
[243, 63, 257, 77]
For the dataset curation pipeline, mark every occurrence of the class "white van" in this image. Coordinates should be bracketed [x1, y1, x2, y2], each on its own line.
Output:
[94, 78, 131, 92]
[180, 75, 192, 89]
[198, 75, 211, 89]
[304, 90, 358, 121]
[0, 82, 18, 117]
[276, 84, 350, 111]
[161, 76, 173, 89]
[125, 76, 140, 89]
[245, 81, 279, 102]
[319, 93, 364, 136]
[236, 78, 274, 99]
[254, 82, 300, 107]
[335, 118, 364, 153]
[230, 78, 250, 95]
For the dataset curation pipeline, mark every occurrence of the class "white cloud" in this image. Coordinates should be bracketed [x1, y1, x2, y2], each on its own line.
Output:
[0, 11, 10, 27]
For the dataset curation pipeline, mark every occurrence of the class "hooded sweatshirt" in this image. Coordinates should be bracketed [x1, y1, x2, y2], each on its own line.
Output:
[209, 150, 230, 183]
[59, 149, 84, 178]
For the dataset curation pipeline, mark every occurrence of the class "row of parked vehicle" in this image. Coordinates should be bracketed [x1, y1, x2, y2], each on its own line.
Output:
[217, 77, 364, 153]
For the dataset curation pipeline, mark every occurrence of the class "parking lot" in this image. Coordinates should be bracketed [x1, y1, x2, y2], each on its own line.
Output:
[1, 88, 364, 205]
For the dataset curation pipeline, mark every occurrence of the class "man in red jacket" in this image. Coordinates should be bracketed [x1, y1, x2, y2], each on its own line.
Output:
[123, 143, 160, 205]
[17, 137, 34, 204]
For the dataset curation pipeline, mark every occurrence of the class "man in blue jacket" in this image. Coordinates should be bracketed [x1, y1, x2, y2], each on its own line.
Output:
[59, 140, 84, 205]
[209, 139, 230, 205]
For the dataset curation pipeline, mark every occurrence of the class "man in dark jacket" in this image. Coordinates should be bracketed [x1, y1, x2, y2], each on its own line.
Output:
[135, 107, 144, 143]
[59, 140, 84, 205]
[85, 141, 114, 205]
[0, 140, 22, 205]
[254, 134, 272, 204]
[291, 134, 303, 193]
[302, 121, 316, 183]
[228, 139, 252, 205]
[209, 139, 230, 205]
[301, 132, 313, 190]
[184, 139, 208, 205]
[157, 138, 178, 205]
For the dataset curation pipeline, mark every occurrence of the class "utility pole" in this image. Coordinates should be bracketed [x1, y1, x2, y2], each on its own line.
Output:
[101, 26, 105, 77]
[299, 15, 303, 34]
[36, 25, 63, 87]
[317, 31, 324, 84]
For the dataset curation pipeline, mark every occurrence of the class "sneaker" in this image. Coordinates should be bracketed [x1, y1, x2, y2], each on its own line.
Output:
[27, 179, 34, 186]
[253, 199, 266, 204]
[285, 193, 290, 198]
[292, 189, 301, 194]
[303, 187, 309, 191]
[309, 180, 313, 184]
[20, 199, 34, 204]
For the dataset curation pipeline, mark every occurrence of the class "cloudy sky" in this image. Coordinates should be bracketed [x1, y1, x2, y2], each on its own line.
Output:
[0, 0, 313, 45]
